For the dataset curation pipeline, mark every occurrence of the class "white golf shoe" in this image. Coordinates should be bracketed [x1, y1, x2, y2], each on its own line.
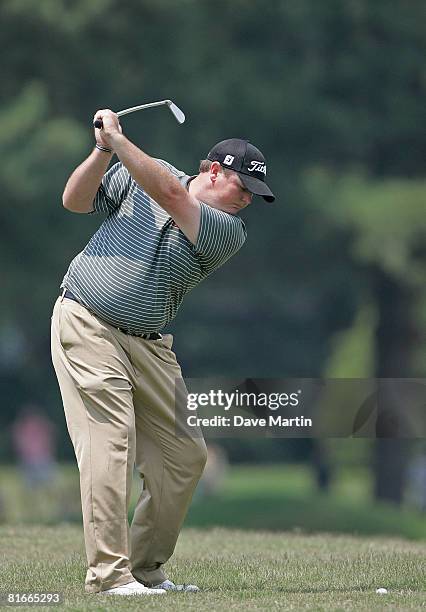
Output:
[151, 579, 200, 592]
[101, 580, 166, 595]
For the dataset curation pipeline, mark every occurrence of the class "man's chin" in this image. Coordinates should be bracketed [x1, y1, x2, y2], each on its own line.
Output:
[205, 201, 239, 215]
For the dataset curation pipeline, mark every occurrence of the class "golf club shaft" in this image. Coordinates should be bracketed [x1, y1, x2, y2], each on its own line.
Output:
[93, 100, 171, 129]
[117, 100, 171, 117]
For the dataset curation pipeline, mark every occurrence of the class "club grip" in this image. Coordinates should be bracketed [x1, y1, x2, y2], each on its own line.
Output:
[93, 119, 103, 129]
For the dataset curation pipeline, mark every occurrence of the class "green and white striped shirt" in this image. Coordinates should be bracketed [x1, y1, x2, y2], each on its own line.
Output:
[61, 160, 247, 334]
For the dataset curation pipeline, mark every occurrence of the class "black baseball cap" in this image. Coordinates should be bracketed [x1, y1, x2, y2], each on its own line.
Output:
[207, 138, 275, 203]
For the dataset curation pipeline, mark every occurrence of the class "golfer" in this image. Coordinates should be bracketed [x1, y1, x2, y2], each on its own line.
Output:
[51, 109, 274, 596]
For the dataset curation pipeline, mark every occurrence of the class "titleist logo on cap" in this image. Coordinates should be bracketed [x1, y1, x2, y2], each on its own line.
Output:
[248, 160, 266, 175]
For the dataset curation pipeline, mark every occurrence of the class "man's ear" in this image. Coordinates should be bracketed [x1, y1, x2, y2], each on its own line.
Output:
[209, 161, 222, 185]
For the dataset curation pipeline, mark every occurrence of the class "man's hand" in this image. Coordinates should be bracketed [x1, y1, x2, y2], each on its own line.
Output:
[93, 109, 123, 150]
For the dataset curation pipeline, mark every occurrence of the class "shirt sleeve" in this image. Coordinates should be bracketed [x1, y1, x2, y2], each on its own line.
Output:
[194, 202, 247, 274]
[154, 158, 187, 179]
[90, 162, 132, 214]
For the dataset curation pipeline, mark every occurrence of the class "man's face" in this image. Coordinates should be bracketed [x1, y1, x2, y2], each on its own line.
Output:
[209, 165, 253, 215]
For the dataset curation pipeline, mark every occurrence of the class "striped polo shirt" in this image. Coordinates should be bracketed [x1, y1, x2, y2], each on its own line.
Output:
[61, 159, 247, 334]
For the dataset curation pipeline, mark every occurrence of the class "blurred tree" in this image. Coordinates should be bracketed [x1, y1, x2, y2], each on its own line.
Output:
[306, 170, 426, 502]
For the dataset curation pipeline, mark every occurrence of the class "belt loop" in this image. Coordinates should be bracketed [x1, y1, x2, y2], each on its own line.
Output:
[60, 287, 66, 303]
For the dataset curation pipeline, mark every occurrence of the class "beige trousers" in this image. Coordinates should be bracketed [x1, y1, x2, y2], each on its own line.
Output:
[51, 296, 207, 593]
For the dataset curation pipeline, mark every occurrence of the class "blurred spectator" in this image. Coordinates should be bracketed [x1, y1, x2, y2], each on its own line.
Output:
[407, 450, 426, 512]
[195, 443, 229, 498]
[11, 405, 58, 521]
[311, 441, 332, 492]
[0, 492, 6, 523]
[12, 405, 57, 487]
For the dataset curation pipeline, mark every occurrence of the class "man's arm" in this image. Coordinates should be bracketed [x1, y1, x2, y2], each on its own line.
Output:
[62, 109, 118, 213]
[96, 109, 201, 244]
[62, 147, 113, 213]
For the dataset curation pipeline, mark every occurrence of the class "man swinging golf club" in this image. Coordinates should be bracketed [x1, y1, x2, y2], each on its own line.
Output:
[51, 103, 275, 596]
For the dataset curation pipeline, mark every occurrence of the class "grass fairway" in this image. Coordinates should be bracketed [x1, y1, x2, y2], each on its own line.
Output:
[1, 525, 425, 611]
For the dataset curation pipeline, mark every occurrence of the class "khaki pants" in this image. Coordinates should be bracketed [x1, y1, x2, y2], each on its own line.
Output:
[51, 296, 207, 593]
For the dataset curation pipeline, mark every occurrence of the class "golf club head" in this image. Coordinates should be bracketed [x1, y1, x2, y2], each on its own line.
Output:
[166, 100, 185, 124]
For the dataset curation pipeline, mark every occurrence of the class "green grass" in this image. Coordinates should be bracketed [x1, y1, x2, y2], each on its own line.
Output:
[1, 524, 425, 611]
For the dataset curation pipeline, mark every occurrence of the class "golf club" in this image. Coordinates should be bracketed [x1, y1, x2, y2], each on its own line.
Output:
[93, 99, 185, 129]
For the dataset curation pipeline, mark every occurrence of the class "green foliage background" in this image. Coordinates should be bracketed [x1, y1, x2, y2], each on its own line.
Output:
[0, 0, 425, 459]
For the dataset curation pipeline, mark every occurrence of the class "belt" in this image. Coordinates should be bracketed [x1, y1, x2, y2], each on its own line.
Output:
[60, 288, 162, 340]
